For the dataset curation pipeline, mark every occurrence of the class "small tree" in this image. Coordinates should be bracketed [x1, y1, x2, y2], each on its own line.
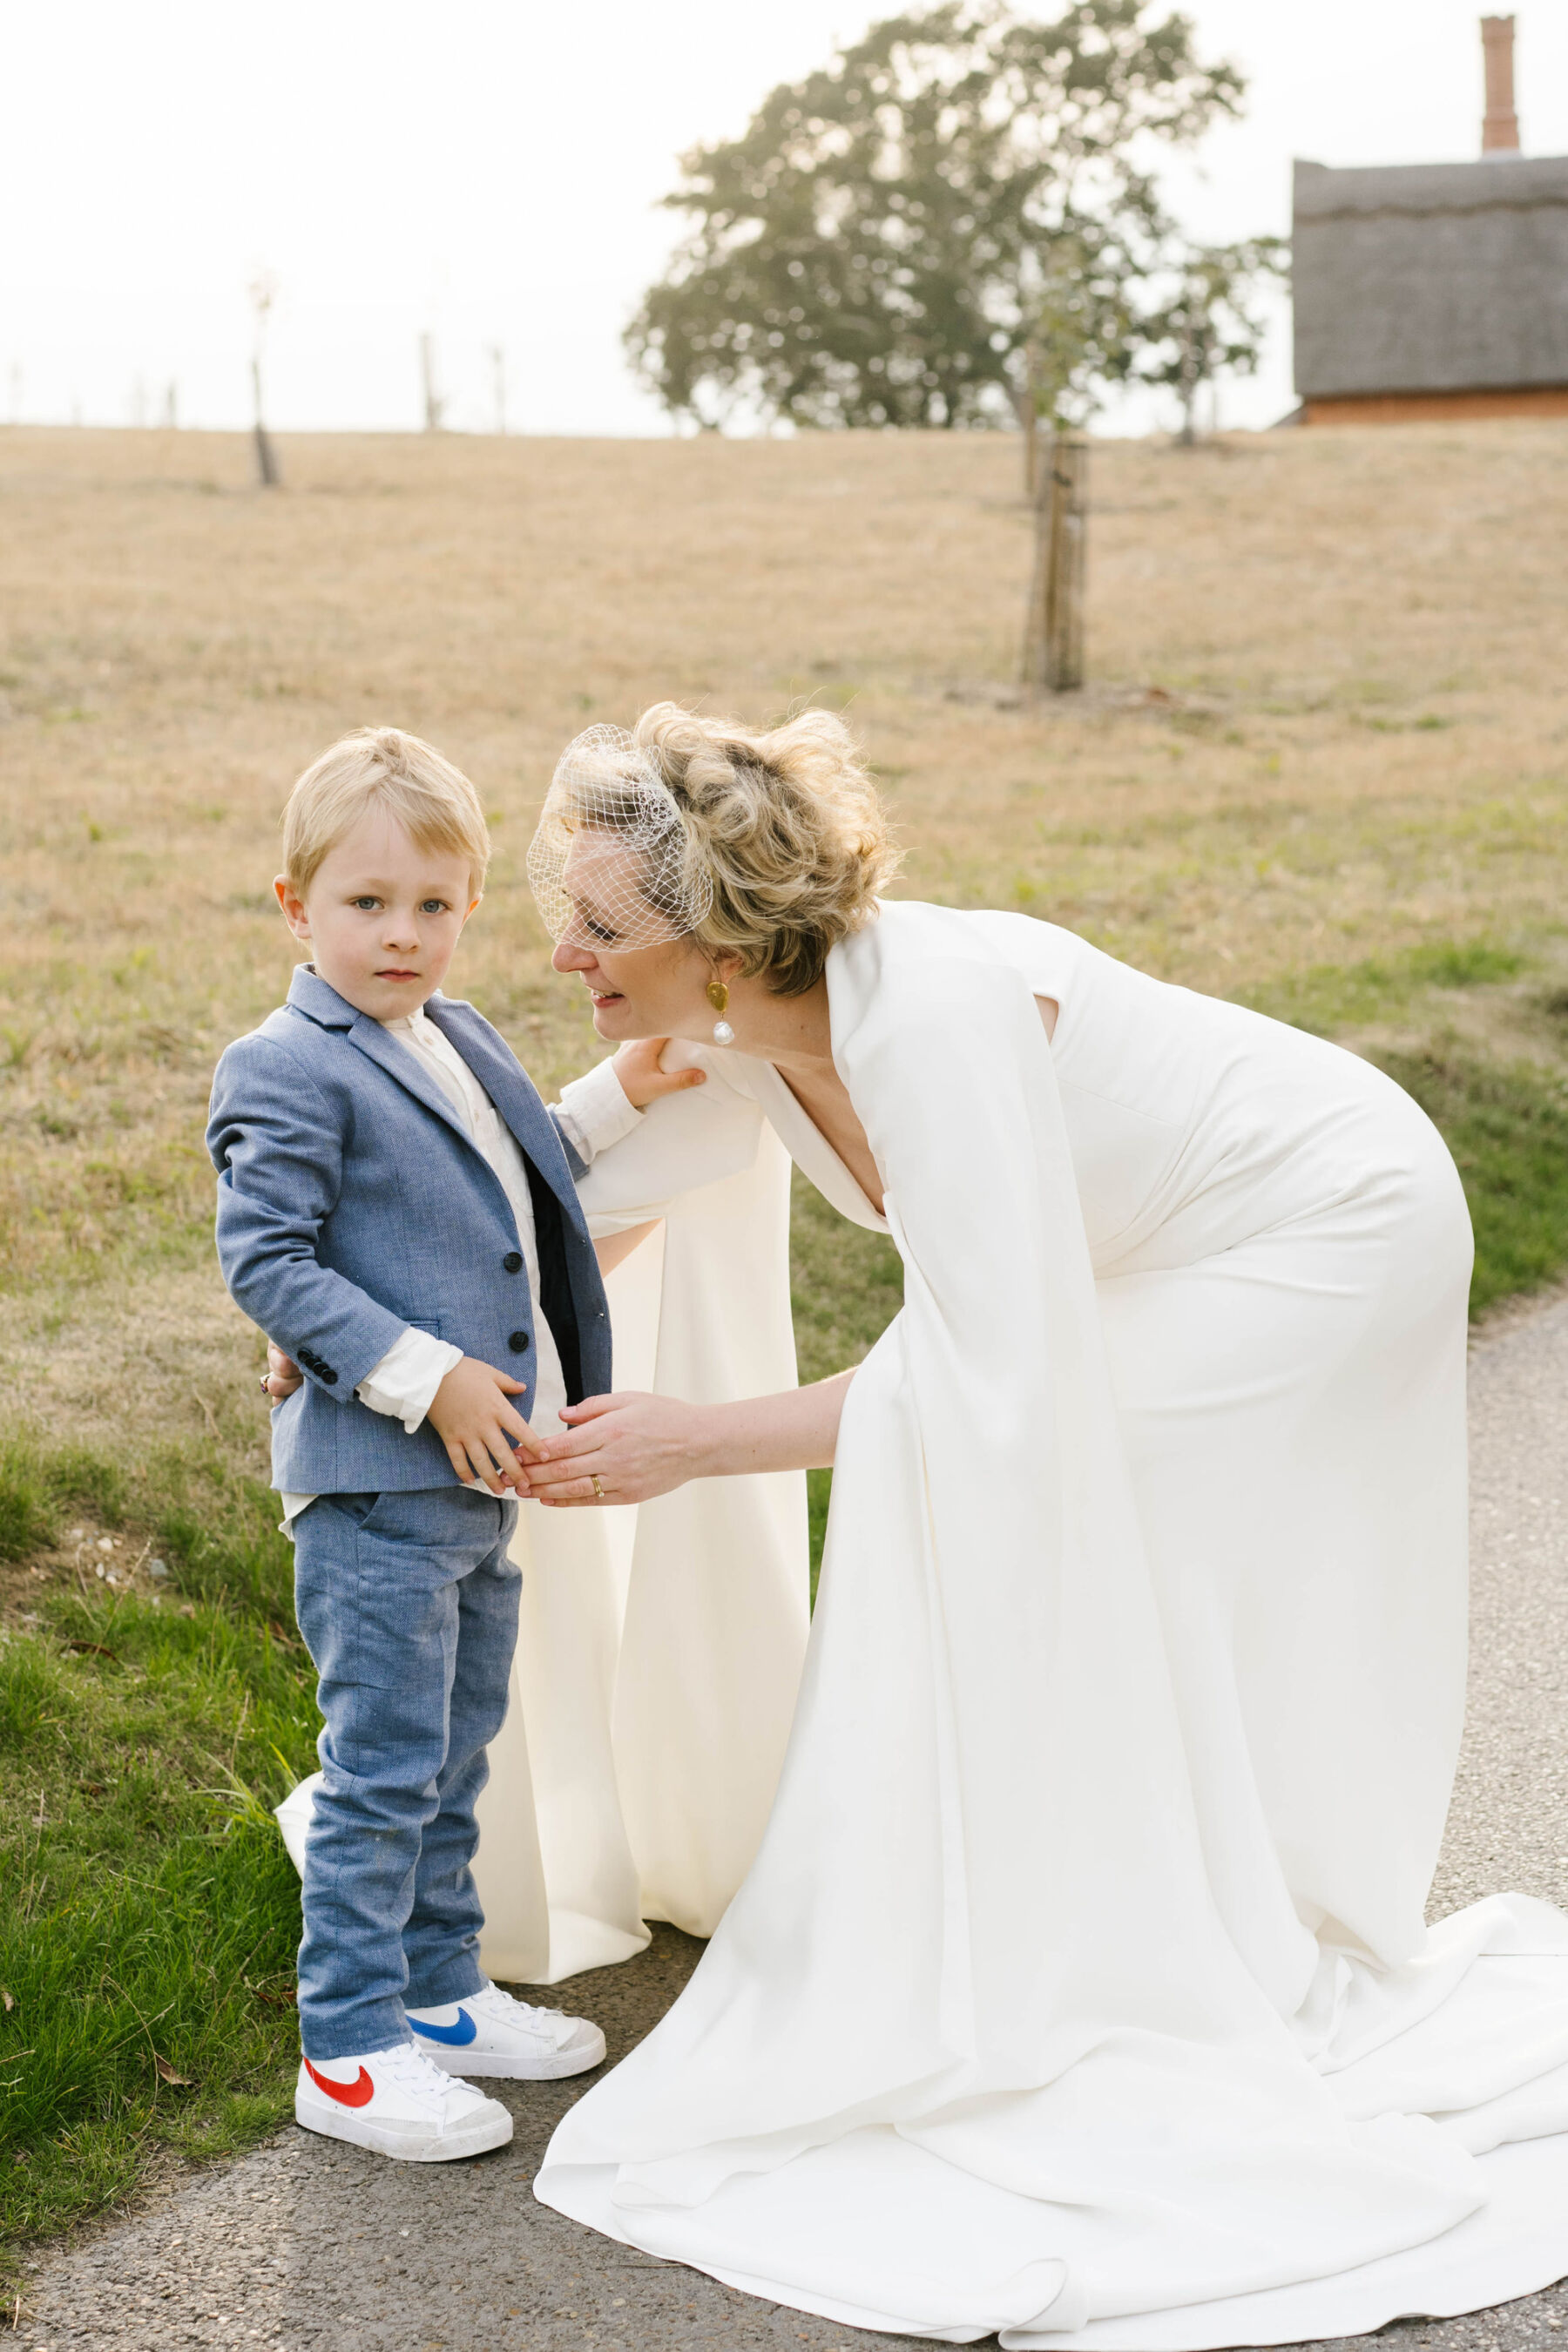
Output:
[1136, 236, 1289, 443]
[1013, 230, 1139, 491]
[627, 0, 1243, 434]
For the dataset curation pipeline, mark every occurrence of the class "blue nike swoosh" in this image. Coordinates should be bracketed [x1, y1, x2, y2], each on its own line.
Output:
[410, 2006, 477, 2046]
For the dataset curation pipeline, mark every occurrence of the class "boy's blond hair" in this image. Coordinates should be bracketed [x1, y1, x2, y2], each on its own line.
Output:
[281, 728, 490, 896]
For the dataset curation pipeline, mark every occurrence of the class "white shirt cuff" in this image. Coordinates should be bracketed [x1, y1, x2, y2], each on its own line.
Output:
[556, 1057, 645, 1166]
[355, 1328, 463, 1434]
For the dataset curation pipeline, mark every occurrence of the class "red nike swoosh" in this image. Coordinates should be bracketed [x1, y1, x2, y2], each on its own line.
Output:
[303, 2057, 374, 2108]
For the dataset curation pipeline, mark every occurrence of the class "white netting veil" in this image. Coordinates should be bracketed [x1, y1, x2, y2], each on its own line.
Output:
[525, 725, 713, 951]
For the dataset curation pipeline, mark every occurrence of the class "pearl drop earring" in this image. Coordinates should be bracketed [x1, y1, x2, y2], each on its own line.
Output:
[706, 979, 734, 1046]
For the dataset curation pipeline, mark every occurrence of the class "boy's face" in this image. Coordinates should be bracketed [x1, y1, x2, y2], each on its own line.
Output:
[274, 811, 480, 1023]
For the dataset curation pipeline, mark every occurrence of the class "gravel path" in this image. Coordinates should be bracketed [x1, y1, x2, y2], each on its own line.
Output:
[17, 1300, 1568, 2352]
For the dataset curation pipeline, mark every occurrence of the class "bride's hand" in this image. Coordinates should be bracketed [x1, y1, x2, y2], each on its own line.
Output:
[522, 1391, 711, 1507]
[612, 1037, 706, 1112]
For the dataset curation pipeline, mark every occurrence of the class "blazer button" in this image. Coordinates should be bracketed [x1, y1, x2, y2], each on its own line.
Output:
[503, 1251, 524, 1274]
[508, 1330, 531, 1354]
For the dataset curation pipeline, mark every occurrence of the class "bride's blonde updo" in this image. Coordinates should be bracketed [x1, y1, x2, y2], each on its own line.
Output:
[632, 703, 899, 997]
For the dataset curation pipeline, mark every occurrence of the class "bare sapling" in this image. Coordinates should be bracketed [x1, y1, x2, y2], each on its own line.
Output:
[1022, 432, 1087, 693]
[249, 271, 281, 489]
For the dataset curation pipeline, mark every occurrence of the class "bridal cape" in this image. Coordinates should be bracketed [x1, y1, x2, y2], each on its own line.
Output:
[283, 901, 1568, 2343]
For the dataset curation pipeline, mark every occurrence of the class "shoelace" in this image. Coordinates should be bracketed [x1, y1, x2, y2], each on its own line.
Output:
[375, 2042, 469, 2104]
[476, 1986, 570, 2038]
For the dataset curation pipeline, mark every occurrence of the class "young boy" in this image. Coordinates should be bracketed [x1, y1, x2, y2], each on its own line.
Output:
[207, 727, 655, 2162]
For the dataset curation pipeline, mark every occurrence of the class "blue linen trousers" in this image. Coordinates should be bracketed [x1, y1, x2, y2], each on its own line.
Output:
[292, 1484, 521, 2060]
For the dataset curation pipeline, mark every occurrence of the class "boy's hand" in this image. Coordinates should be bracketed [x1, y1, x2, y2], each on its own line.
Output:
[265, 1343, 304, 1401]
[612, 1037, 707, 1112]
[427, 1357, 543, 1494]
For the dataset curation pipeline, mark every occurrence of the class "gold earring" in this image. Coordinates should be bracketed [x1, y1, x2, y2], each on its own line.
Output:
[706, 979, 733, 1046]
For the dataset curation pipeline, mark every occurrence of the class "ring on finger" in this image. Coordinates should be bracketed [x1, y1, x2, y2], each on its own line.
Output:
[591, 1474, 605, 1502]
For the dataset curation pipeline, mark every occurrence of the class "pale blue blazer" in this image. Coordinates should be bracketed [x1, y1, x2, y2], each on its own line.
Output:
[206, 965, 612, 1495]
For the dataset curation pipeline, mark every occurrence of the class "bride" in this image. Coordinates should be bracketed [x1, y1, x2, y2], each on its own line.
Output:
[277, 702, 1568, 2344]
[510, 706, 1568, 2347]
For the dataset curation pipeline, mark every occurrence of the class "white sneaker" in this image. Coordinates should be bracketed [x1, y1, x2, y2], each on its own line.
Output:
[406, 1980, 606, 2079]
[294, 2041, 513, 2162]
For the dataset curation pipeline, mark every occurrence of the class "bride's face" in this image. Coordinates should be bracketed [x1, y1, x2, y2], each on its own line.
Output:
[552, 929, 713, 1041]
[549, 833, 717, 1041]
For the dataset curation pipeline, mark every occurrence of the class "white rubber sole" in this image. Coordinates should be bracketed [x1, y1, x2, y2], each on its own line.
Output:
[417, 2027, 607, 2081]
[294, 2087, 514, 2161]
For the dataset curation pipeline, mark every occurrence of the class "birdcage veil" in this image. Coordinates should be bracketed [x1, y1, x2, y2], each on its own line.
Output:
[526, 725, 713, 951]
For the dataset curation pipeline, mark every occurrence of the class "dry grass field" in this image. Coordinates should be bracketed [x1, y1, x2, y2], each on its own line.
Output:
[3, 416, 1568, 2272]
[3, 416, 1567, 1460]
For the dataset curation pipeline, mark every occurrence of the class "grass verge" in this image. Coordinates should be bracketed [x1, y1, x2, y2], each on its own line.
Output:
[1246, 938, 1568, 1317]
[1240, 941, 1525, 1037]
[1375, 1047, 1568, 1317]
[791, 1170, 903, 1602]
[0, 1456, 316, 2299]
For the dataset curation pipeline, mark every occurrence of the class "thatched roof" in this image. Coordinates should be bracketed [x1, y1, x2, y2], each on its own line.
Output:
[1293, 153, 1568, 398]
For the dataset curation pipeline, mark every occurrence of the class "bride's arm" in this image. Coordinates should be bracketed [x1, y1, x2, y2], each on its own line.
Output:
[571, 1038, 733, 1273]
[553, 1037, 704, 1177]
[521, 1369, 855, 1508]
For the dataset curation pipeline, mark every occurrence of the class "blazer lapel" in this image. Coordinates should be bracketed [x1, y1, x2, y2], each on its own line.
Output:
[424, 998, 584, 1224]
[344, 1011, 483, 1162]
[285, 963, 358, 1030]
[285, 971, 580, 1230]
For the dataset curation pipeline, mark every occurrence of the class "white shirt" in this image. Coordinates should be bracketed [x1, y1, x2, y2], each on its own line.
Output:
[280, 1004, 642, 1529]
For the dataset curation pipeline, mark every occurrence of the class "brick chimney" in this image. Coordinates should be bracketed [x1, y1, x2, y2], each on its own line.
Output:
[1481, 15, 1521, 152]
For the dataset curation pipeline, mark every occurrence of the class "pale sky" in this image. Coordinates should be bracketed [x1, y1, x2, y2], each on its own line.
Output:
[4, 1, 1566, 440]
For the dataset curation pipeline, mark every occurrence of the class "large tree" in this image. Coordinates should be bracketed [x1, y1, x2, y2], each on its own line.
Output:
[627, 0, 1244, 432]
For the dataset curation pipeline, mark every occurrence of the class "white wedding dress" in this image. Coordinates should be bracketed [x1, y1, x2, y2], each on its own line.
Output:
[519, 902, 1568, 2348]
[275, 900, 1568, 2341]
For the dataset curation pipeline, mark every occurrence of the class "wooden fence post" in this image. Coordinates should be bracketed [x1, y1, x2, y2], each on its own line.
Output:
[248, 274, 282, 488]
[421, 333, 444, 432]
[252, 358, 280, 488]
[1022, 432, 1086, 693]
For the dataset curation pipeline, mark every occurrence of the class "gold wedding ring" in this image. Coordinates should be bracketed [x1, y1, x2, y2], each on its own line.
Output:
[591, 1475, 606, 1501]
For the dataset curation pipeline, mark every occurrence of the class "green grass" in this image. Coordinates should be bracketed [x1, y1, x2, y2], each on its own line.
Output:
[791, 1169, 903, 1598]
[1240, 939, 1524, 1037]
[1237, 934, 1568, 1321]
[808, 1470, 833, 1601]
[0, 1443, 129, 1563]
[0, 1460, 316, 2295]
[789, 1172, 903, 1392]
[1375, 1048, 1568, 1316]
